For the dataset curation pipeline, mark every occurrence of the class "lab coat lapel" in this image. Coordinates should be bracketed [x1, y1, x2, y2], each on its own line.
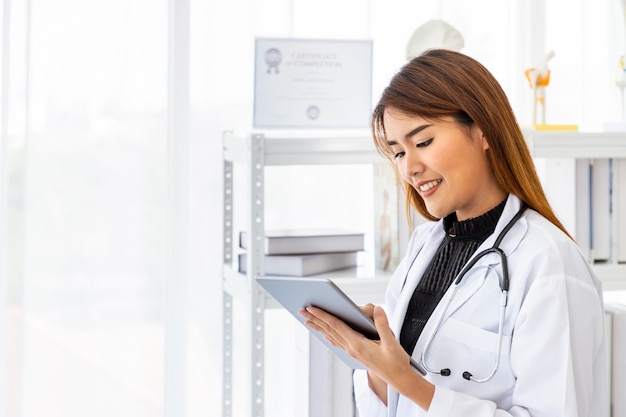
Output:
[389, 221, 445, 334]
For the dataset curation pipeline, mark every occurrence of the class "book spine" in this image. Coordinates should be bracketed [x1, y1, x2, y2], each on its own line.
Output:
[591, 159, 611, 262]
[609, 305, 626, 417]
[575, 159, 591, 261]
[605, 309, 613, 417]
[616, 160, 626, 263]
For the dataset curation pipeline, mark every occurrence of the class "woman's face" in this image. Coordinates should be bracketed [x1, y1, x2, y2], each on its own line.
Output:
[384, 107, 506, 220]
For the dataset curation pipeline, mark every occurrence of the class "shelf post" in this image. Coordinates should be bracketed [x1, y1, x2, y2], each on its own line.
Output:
[222, 157, 234, 417]
[248, 133, 266, 417]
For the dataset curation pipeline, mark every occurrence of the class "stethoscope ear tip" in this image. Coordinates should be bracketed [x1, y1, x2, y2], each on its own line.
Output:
[462, 371, 473, 381]
[440, 368, 451, 376]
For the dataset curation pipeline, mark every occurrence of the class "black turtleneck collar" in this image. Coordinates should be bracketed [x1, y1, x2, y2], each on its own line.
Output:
[442, 197, 507, 241]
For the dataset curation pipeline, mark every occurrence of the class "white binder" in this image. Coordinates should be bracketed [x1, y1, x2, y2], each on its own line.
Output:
[575, 159, 591, 261]
[591, 159, 611, 262]
[615, 160, 626, 263]
[605, 309, 613, 417]
[606, 303, 626, 417]
[535, 158, 591, 260]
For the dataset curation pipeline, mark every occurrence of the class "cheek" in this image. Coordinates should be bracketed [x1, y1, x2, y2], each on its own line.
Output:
[430, 148, 458, 175]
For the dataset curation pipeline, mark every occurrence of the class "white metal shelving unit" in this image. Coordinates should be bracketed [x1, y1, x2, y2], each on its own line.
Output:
[221, 131, 393, 417]
[524, 129, 626, 291]
[222, 129, 626, 417]
[524, 130, 626, 159]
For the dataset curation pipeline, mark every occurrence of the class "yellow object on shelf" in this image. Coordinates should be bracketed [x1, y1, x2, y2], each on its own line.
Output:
[532, 123, 579, 131]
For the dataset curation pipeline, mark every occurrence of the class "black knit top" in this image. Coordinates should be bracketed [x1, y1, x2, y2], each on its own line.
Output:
[399, 199, 507, 355]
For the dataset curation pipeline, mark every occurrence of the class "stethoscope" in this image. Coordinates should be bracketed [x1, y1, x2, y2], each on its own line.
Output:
[417, 203, 528, 383]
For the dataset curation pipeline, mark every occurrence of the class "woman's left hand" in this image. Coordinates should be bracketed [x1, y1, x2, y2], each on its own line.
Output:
[298, 305, 412, 383]
[299, 305, 435, 410]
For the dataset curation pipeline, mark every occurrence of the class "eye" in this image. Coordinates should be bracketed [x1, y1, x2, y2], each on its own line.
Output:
[393, 151, 405, 159]
[416, 138, 433, 148]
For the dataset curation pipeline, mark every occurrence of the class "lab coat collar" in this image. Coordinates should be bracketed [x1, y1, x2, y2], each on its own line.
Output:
[475, 194, 527, 258]
[442, 195, 528, 311]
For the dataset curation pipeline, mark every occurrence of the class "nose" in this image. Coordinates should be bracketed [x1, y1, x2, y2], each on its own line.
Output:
[402, 150, 424, 178]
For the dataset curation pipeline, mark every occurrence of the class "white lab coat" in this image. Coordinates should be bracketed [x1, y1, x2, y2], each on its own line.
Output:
[354, 194, 608, 417]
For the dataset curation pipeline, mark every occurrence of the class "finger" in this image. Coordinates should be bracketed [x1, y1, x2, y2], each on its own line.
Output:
[304, 305, 334, 321]
[373, 306, 396, 344]
[304, 306, 348, 332]
[301, 314, 329, 334]
[360, 303, 376, 319]
[298, 308, 331, 335]
[298, 306, 331, 324]
[300, 306, 351, 345]
[303, 320, 341, 347]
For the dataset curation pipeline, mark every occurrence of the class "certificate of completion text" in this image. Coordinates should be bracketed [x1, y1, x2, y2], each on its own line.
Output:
[253, 38, 373, 128]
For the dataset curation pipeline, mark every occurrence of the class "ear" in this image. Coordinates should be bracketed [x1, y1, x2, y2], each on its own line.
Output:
[481, 133, 490, 151]
[471, 124, 489, 150]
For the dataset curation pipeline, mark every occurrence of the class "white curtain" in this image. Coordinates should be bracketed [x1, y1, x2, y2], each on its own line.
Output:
[0, 0, 215, 416]
[1, 1, 621, 417]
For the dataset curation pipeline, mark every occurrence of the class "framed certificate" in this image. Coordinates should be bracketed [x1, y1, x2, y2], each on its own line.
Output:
[253, 37, 373, 129]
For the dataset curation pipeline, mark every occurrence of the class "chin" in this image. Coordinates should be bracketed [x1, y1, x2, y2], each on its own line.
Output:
[424, 205, 448, 220]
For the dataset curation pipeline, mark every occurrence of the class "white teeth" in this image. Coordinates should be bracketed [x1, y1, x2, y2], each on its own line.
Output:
[419, 179, 442, 192]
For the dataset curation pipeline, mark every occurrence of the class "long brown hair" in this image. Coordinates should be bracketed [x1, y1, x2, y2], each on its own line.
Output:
[372, 49, 571, 239]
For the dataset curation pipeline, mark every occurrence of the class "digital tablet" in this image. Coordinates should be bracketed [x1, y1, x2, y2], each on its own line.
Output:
[256, 276, 378, 369]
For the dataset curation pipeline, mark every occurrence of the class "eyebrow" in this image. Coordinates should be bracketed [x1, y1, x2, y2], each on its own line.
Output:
[386, 124, 432, 146]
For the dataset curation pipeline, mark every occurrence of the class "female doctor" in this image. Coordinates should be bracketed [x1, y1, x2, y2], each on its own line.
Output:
[300, 49, 608, 417]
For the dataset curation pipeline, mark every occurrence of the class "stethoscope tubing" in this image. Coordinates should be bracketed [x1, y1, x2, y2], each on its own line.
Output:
[418, 203, 527, 383]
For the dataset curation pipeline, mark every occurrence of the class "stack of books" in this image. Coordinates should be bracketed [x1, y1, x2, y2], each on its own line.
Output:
[238, 229, 365, 277]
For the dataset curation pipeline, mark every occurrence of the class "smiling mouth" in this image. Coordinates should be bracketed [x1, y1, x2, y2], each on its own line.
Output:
[419, 179, 442, 192]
